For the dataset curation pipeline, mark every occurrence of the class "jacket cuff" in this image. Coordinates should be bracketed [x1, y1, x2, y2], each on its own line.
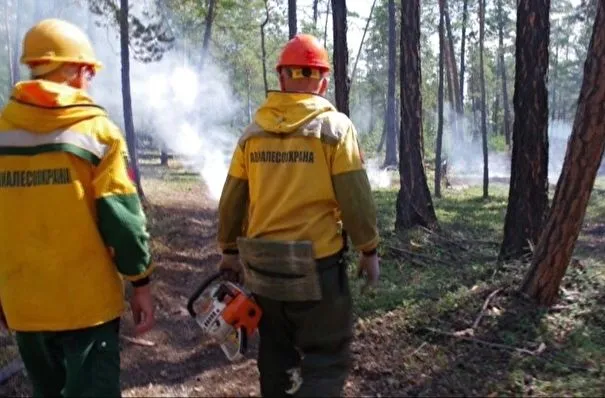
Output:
[131, 276, 150, 287]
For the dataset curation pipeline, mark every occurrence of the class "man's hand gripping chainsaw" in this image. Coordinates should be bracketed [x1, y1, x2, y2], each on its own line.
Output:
[187, 270, 262, 362]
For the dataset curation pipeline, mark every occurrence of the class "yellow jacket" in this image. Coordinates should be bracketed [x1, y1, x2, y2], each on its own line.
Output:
[218, 91, 378, 259]
[0, 80, 153, 332]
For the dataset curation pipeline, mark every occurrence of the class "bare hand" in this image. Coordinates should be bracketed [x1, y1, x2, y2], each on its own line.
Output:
[218, 254, 244, 284]
[130, 285, 155, 336]
[358, 253, 380, 294]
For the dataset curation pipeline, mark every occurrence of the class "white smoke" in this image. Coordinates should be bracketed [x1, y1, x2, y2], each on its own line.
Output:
[128, 59, 239, 201]
[75, 7, 241, 203]
[435, 102, 584, 186]
[365, 157, 392, 189]
[548, 119, 573, 184]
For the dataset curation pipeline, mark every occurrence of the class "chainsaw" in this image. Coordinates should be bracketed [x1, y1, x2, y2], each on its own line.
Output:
[187, 271, 262, 362]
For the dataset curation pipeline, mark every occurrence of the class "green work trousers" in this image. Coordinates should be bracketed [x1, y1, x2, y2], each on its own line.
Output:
[254, 254, 353, 397]
[14, 317, 121, 398]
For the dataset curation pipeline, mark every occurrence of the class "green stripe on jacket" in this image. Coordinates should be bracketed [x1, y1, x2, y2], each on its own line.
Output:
[96, 194, 152, 277]
[0, 143, 101, 165]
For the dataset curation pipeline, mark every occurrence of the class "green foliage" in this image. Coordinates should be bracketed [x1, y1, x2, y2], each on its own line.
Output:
[345, 184, 605, 395]
[87, 0, 176, 62]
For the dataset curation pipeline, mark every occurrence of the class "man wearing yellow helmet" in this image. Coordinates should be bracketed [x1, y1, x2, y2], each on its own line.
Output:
[216, 34, 380, 397]
[0, 19, 154, 397]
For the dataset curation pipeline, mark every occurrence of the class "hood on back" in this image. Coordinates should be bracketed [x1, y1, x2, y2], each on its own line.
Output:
[254, 91, 336, 134]
[1, 80, 107, 133]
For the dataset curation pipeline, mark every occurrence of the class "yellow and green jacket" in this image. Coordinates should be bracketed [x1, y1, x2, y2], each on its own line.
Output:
[0, 80, 153, 332]
[218, 91, 379, 259]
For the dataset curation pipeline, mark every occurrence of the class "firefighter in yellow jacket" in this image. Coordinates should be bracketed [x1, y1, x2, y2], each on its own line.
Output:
[217, 34, 380, 397]
[0, 19, 154, 397]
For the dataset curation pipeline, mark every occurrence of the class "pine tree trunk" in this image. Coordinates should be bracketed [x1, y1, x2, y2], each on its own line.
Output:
[521, 0, 605, 306]
[438, 0, 459, 143]
[120, 0, 144, 198]
[459, 0, 469, 107]
[324, 0, 331, 47]
[479, 0, 489, 199]
[313, 0, 319, 29]
[201, 0, 217, 67]
[260, 0, 270, 96]
[497, 0, 512, 146]
[384, 0, 398, 167]
[5, 0, 14, 87]
[396, 0, 438, 231]
[369, 91, 375, 133]
[331, 0, 350, 116]
[377, 111, 386, 152]
[160, 145, 169, 166]
[435, 5, 445, 199]
[499, 0, 551, 261]
[551, 43, 559, 121]
[11, 6, 20, 84]
[493, 96, 500, 136]
[289, 0, 298, 39]
[443, 0, 462, 114]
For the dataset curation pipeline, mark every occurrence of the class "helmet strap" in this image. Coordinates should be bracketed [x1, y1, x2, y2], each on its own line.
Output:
[286, 67, 322, 80]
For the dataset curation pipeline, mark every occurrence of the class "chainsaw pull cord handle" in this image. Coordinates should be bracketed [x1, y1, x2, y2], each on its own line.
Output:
[186, 271, 225, 318]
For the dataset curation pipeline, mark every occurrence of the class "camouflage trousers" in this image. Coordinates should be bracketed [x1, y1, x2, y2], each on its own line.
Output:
[253, 253, 353, 397]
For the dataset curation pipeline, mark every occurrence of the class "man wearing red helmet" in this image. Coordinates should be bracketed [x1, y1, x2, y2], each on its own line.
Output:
[216, 34, 379, 396]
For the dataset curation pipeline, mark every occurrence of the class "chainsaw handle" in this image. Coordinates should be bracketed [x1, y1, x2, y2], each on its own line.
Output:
[186, 271, 224, 318]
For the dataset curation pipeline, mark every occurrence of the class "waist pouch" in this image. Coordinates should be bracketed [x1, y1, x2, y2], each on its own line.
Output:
[237, 237, 324, 301]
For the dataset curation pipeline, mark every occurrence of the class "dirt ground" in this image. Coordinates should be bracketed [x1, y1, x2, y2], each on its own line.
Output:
[2, 164, 605, 397]
[0, 166, 368, 397]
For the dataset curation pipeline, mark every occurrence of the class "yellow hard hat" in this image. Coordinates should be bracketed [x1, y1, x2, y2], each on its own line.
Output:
[20, 18, 102, 72]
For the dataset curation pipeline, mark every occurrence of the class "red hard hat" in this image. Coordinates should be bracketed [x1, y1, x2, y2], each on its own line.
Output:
[276, 34, 331, 72]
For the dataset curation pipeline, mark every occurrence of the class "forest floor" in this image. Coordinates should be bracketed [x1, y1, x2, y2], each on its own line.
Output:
[2, 159, 605, 397]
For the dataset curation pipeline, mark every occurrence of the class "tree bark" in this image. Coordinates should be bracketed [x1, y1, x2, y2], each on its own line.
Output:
[11, 4, 20, 84]
[459, 0, 469, 107]
[550, 42, 559, 121]
[435, 5, 445, 199]
[493, 95, 500, 136]
[438, 0, 459, 143]
[324, 0, 331, 47]
[5, 0, 14, 87]
[396, 0, 438, 231]
[313, 0, 319, 29]
[377, 111, 386, 152]
[260, 0, 270, 96]
[201, 0, 217, 67]
[443, 0, 462, 114]
[331, 0, 350, 116]
[120, 0, 144, 198]
[384, 0, 398, 167]
[246, 67, 252, 123]
[369, 90, 375, 133]
[160, 144, 169, 166]
[479, 0, 489, 199]
[499, 0, 551, 261]
[521, 0, 605, 306]
[289, 0, 297, 39]
[497, 0, 512, 146]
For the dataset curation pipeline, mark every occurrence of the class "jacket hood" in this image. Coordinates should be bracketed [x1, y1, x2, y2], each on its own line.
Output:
[254, 91, 336, 134]
[1, 80, 107, 133]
